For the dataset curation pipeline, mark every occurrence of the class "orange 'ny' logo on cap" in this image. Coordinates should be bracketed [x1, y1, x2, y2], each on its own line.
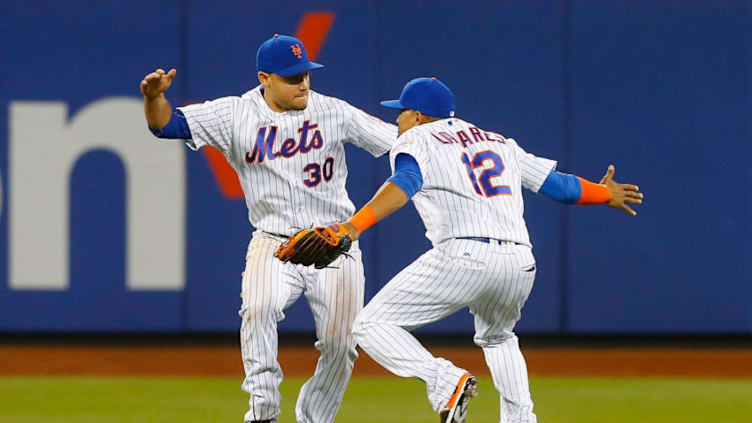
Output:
[291, 44, 303, 59]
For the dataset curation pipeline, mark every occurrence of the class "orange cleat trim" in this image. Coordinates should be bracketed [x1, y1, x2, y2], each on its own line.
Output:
[446, 373, 471, 410]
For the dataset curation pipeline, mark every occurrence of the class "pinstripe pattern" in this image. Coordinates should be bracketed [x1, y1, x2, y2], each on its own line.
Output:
[240, 232, 365, 423]
[389, 118, 556, 247]
[354, 118, 550, 422]
[180, 86, 395, 235]
[482, 334, 535, 422]
[180, 87, 394, 423]
[354, 240, 537, 420]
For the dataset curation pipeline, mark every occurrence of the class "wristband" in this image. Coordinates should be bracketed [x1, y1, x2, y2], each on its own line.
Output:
[349, 205, 378, 232]
[576, 177, 611, 205]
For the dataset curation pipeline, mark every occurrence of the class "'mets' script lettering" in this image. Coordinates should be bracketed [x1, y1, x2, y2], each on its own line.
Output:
[430, 126, 505, 148]
[245, 120, 324, 164]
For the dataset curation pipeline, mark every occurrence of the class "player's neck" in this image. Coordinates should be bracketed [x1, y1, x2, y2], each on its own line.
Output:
[262, 88, 290, 113]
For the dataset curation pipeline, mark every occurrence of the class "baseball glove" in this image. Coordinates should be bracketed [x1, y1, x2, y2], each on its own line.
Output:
[274, 224, 353, 269]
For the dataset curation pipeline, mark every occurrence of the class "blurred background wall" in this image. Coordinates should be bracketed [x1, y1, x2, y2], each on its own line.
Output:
[0, 0, 749, 335]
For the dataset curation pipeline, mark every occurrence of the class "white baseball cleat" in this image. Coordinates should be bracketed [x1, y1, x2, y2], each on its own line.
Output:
[439, 373, 478, 423]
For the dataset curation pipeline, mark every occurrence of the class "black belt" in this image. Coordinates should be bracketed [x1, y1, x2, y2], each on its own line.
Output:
[456, 237, 519, 246]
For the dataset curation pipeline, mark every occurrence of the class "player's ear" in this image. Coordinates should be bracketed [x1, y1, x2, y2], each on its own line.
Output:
[258, 72, 270, 87]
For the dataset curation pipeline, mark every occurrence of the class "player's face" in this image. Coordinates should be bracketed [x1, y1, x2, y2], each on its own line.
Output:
[259, 71, 311, 112]
[396, 109, 421, 136]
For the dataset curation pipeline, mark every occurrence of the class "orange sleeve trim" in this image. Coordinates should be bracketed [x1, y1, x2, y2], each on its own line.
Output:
[349, 205, 378, 232]
[577, 177, 611, 205]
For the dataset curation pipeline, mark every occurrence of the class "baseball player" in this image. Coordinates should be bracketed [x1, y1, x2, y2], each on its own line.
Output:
[139, 34, 396, 423]
[324, 77, 643, 422]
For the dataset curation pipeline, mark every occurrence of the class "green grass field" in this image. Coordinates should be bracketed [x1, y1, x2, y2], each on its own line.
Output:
[1, 376, 751, 422]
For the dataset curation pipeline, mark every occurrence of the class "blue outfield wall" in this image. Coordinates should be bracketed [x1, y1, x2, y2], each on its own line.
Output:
[0, 0, 749, 334]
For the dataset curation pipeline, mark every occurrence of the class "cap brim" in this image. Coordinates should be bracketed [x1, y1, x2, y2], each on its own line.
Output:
[275, 61, 324, 77]
[380, 100, 404, 109]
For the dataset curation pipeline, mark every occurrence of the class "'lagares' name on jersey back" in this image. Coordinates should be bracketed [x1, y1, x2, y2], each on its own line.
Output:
[389, 118, 556, 246]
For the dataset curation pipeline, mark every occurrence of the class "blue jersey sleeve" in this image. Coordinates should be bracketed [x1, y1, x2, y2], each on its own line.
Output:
[387, 153, 423, 199]
[149, 109, 192, 139]
[539, 169, 582, 204]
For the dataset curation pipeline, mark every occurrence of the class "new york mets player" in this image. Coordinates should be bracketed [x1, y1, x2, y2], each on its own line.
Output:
[140, 34, 396, 423]
[331, 77, 643, 422]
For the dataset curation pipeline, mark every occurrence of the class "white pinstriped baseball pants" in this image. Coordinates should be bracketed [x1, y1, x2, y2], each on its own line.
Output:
[353, 238, 538, 423]
[239, 232, 364, 423]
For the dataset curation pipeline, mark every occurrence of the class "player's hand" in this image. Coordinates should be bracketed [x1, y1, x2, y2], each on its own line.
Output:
[340, 221, 360, 241]
[599, 165, 643, 216]
[140, 68, 176, 99]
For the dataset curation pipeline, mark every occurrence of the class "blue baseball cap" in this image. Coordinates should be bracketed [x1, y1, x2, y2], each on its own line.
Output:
[380, 77, 456, 118]
[256, 34, 324, 77]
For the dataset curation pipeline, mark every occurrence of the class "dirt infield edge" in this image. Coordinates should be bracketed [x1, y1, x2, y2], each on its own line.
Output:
[2, 346, 751, 378]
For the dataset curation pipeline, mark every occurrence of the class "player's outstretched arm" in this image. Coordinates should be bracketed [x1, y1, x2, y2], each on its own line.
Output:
[340, 182, 409, 241]
[539, 164, 643, 216]
[140, 68, 177, 129]
[273, 183, 407, 269]
[274, 159, 414, 269]
[599, 164, 643, 216]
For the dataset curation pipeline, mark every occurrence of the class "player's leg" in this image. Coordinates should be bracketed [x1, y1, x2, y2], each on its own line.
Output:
[239, 233, 306, 423]
[294, 246, 365, 423]
[481, 334, 535, 423]
[353, 240, 490, 414]
[470, 245, 537, 423]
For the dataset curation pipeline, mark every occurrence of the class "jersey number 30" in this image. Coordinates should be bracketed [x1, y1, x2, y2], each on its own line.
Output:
[303, 157, 335, 187]
[461, 150, 512, 197]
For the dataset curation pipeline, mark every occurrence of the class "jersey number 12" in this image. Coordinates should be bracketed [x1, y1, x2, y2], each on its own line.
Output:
[461, 150, 511, 197]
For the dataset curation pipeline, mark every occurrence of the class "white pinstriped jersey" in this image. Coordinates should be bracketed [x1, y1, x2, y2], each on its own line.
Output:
[179, 86, 396, 235]
[389, 118, 556, 247]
